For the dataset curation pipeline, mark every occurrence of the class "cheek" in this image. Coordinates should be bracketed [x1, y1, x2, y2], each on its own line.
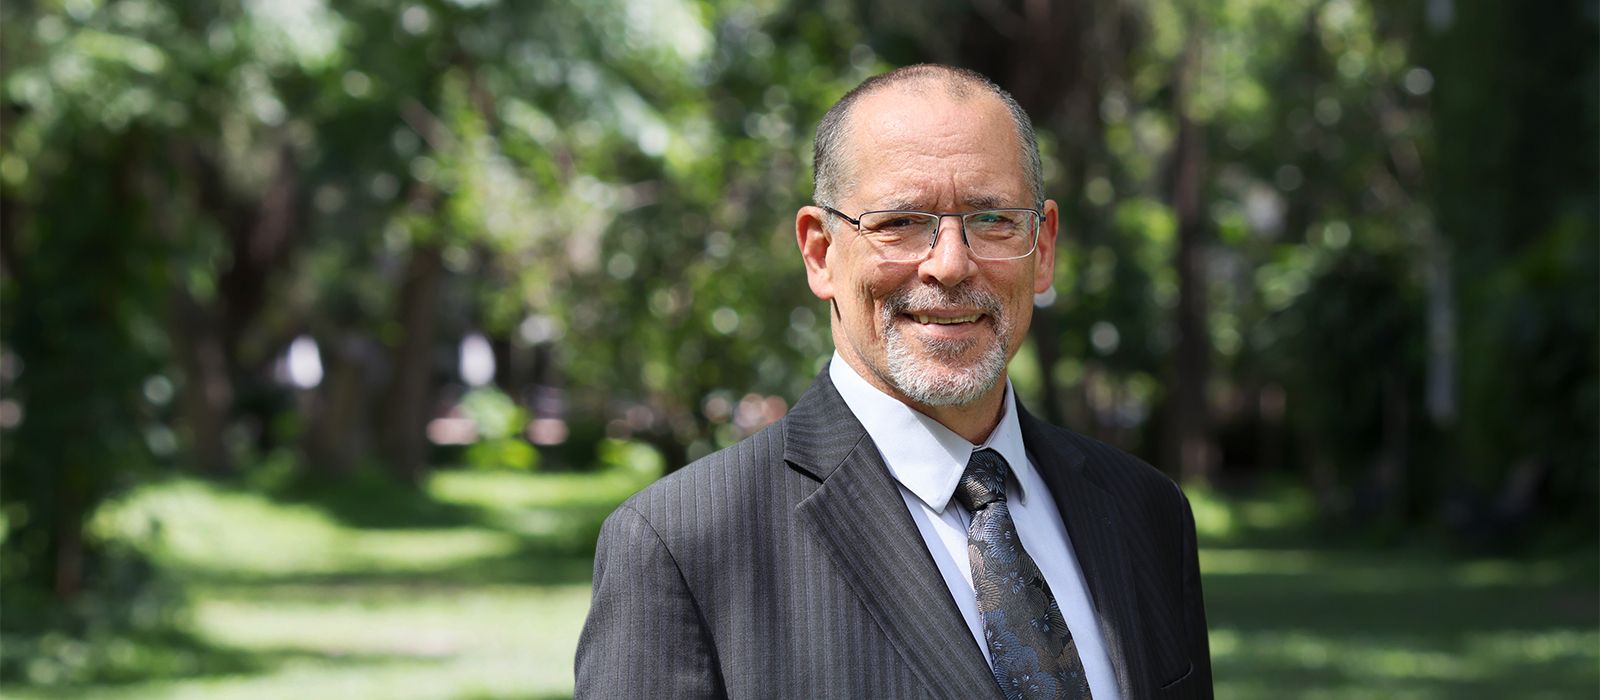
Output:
[849, 278, 890, 336]
[847, 266, 907, 313]
[996, 272, 1037, 329]
[854, 276, 876, 307]
[1008, 298, 1034, 337]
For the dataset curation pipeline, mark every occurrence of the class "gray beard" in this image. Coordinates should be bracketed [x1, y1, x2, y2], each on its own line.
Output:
[874, 283, 1009, 407]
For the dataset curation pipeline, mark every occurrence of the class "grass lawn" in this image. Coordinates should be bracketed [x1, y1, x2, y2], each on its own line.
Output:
[1204, 548, 1596, 698]
[5, 459, 1595, 698]
[1189, 488, 1598, 698]
[7, 449, 662, 700]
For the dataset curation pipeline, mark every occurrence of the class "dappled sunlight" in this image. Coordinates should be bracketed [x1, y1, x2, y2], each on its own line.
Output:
[193, 586, 581, 659]
[1184, 483, 1320, 546]
[12, 468, 656, 699]
[426, 444, 660, 513]
[1452, 558, 1580, 589]
[92, 480, 354, 578]
[1199, 548, 1323, 576]
[1210, 627, 1600, 699]
[342, 530, 521, 575]
[93, 479, 521, 580]
[1, 0, 1591, 694]
[1201, 547, 1598, 596]
[1202, 542, 1597, 698]
[13, 465, 1595, 698]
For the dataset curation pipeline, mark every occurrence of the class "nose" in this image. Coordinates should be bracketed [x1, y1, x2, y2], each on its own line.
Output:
[917, 215, 978, 288]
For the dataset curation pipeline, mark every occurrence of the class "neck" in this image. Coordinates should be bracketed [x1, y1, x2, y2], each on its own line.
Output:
[913, 387, 1008, 444]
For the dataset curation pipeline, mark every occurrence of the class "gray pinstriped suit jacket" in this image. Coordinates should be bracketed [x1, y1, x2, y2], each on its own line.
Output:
[576, 372, 1213, 698]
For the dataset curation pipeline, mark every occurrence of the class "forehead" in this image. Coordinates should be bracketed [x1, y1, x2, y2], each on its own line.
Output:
[843, 83, 1030, 210]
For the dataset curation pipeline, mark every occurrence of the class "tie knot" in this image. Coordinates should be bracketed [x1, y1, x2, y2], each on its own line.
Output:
[954, 449, 1010, 512]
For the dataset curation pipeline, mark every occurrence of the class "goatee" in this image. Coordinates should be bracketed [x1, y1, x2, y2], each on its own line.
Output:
[874, 282, 1009, 407]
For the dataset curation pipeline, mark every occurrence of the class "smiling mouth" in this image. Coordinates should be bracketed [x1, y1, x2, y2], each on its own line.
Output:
[907, 313, 984, 325]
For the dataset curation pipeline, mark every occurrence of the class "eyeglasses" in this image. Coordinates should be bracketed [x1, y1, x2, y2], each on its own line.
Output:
[821, 205, 1041, 262]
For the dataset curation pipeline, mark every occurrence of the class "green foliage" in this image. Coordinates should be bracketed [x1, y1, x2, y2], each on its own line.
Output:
[458, 388, 525, 442]
[458, 387, 538, 470]
[0, 61, 172, 677]
[0, 539, 188, 687]
[463, 439, 538, 472]
[1424, 0, 1600, 536]
[1274, 251, 1423, 466]
[0, 0, 1593, 689]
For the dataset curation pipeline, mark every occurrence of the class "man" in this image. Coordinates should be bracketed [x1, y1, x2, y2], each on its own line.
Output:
[577, 64, 1211, 699]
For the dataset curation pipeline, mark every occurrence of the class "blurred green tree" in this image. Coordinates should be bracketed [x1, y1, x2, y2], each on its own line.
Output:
[0, 0, 1593, 678]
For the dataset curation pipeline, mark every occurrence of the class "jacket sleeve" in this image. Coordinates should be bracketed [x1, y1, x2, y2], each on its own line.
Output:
[1177, 489, 1214, 695]
[575, 503, 724, 698]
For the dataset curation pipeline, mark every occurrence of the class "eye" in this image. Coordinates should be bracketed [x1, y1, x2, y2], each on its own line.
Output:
[970, 210, 1026, 226]
[861, 212, 932, 233]
[875, 216, 921, 230]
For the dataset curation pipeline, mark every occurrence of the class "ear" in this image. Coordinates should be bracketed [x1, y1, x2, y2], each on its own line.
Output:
[1033, 199, 1060, 294]
[796, 205, 836, 301]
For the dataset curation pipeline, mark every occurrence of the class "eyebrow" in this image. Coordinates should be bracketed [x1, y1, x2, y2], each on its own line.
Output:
[873, 193, 1016, 211]
[960, 193, 1010, 210]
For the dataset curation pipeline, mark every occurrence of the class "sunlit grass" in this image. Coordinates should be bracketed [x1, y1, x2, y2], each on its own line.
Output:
[91, 479, 525, 579]
[1184, 481, 1320, 545]
[26, 583, 593, 700]
[1210, 627, 1599, 699]
[8, 452, 661, 699]
[8, 458, 1595, 699]
[1203, 544, 1597, 698]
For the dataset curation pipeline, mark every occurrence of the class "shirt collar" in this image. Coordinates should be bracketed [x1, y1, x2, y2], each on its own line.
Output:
[828, 352, 1031, 513]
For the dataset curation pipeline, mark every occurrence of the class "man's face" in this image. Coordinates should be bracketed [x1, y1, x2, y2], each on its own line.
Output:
[799, 84, 1058, 409]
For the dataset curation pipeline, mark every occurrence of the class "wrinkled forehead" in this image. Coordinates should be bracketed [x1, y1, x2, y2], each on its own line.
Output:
[841, 85, 1031, 206]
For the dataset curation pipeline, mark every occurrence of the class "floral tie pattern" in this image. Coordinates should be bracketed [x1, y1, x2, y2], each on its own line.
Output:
[955, 449, 1093, 700]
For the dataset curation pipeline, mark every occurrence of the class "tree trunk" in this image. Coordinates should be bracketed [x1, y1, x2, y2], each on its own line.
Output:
[1372, 370, 1410, 522]
[384, 243, 445, 484]
[304, 333, 373, 474]
[1169, 33, 1215, 485]
[1028, 306, 1066, 424]
[218, 144, 300, 363]
[51, 487, 84, 600]
[168, 291, 235, 474]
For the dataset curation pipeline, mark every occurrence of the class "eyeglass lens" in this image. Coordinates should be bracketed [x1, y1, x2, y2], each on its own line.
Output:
[856, 210, 1038, 261]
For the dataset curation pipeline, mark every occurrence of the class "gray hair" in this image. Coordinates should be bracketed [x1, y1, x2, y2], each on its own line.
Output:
[812, 64, 1044, 212]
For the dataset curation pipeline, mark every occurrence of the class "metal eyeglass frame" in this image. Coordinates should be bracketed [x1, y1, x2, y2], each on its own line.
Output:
[819, 205, 1042, 261]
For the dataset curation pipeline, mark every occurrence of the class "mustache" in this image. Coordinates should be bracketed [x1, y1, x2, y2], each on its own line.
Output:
[880, 282, 1004, 321]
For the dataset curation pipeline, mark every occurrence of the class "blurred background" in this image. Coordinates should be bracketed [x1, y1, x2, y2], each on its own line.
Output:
[1, 0, 1595, 697]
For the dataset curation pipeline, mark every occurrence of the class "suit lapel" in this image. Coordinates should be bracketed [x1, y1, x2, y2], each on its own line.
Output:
[1019, 408, 1153, 699]
[785, 373, 1000, 700]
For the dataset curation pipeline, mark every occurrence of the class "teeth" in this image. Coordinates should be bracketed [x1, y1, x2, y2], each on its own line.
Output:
[911, 314, 981, 325]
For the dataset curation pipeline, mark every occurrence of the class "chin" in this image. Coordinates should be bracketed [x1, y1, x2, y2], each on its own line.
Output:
[885, 340, 1007, 407]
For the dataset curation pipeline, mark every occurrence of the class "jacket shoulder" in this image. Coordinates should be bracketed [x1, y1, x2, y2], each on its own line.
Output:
[607, 417, 795, 543]
[1029, 418, 1190, 513]
[1069, 428, 1178, 490]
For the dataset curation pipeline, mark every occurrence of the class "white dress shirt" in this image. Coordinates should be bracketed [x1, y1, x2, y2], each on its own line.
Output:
[829, 353, 1121, 700]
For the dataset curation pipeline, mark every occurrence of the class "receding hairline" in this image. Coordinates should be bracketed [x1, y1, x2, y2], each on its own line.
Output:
[866, 67, 983, 99]
[837, 64, 992, 112]
[846, 77, 1013, 143]
[812, 64, 1043, 211]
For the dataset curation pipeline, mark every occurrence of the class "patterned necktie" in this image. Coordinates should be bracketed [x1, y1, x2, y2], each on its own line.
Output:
[956, 449, 1093, 700]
